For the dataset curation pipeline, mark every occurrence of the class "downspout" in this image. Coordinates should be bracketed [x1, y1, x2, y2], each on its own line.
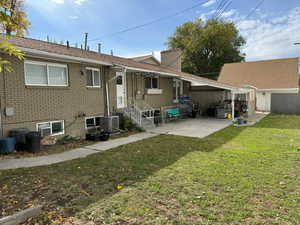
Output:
[103, 66, 109, 117]
[0, 100, 3, 137]
[106, 82, 110, 116]
[0, 68, 5, 137]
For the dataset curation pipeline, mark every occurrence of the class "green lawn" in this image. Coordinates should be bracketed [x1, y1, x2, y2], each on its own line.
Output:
[1, 114, 300, 224]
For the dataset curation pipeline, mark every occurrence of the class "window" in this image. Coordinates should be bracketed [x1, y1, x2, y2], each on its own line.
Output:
[86, 67, 101, 87]
[173, 79, 183, 103]
[145, 75, 159, 89]
[36, 121, 64, 137]
[25, 61, 68, 86]
[85, 116, 102, 129]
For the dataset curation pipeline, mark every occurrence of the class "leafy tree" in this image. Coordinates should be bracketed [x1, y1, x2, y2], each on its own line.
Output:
[0, 0, 30, 72]
[167, 19, 246, 80]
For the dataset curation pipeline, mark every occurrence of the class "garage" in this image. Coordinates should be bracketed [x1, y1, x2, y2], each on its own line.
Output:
[256, 91, 271, 112]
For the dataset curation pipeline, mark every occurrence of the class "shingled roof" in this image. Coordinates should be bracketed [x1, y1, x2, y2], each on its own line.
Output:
[2, 35, 237, 89]
[218, 58, 299, 89]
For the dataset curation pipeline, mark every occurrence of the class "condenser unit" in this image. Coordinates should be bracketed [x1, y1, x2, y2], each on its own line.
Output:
[100, 116, 120, 133]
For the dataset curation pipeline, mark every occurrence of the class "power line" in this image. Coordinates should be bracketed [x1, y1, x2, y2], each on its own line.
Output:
[216, 1, 233, 20]
[88, 0, 212, 42]
[243, 0, 265, 21]
[212, 0, 229, 19]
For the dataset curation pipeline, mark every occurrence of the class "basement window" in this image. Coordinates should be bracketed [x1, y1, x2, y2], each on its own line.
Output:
[85, 116, 102, 129]
[86, 67, 101, 87]
[36, 121, 64, 137]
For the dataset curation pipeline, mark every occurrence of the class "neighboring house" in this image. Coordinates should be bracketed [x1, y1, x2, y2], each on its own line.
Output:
[0, 36, 248, 138]
[130, 54, 161, 66]
[218, 58, 299, 112]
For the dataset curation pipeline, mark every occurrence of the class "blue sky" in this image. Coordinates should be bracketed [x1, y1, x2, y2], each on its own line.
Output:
[25, 0, 300, 61]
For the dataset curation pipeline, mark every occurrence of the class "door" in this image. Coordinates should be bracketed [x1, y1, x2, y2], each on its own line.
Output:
[173, 79, 183, 103]
[116, 72, 126, 109]
[256, 92, 271, 111]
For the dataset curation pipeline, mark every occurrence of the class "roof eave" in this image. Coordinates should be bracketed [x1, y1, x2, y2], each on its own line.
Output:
[120, 65, 180, 78]
[18, 47, 113, 66]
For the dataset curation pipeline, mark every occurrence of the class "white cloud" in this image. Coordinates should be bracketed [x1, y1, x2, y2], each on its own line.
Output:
[221, 9, 237, 18]
[73, 0, 87, 5]
[237, 7, 300, 61]
[51, 0, 64, 4]
[69, 15, 79, 20]
[239, 20, 260, 30]
[198, 10, 216, 21]
[202, 0, 216, 7]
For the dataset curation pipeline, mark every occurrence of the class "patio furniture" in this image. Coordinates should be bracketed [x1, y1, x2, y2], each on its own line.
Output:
[165, 108, 182, 122]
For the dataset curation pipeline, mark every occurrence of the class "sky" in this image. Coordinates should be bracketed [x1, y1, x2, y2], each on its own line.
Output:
[24, 0, 300, 61]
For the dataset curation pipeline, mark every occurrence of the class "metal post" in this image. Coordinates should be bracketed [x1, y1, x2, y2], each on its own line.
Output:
[231, 92, 235, 122]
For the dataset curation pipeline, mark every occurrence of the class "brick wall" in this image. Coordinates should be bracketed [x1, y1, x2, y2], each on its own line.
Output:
[0, 55, 108, 138]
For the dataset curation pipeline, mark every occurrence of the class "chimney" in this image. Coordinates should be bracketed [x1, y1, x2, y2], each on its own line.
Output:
[160, 49, 182, 72]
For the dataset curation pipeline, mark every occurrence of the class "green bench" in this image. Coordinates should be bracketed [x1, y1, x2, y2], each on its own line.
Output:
[165, 108, 181, 122]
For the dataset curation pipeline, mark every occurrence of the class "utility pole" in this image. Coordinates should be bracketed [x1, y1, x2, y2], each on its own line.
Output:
[84, 33, 88, 50]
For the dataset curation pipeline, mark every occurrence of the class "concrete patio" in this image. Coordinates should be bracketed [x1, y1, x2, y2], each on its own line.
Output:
[149, 112, 269, 138]
[149, 118, 232, 138]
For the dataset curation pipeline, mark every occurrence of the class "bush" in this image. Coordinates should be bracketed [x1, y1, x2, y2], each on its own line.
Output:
[122, 116, 135, 131]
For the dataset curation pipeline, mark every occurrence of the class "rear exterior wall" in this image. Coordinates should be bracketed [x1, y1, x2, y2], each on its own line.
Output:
[0, 54, 108, 138]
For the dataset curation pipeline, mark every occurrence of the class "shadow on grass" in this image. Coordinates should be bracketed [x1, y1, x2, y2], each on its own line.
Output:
[0, 125, 246, 222]
[254, 114, 300, 130]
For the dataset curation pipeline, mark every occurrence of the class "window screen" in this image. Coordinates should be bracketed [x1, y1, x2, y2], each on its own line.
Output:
[145, 77, 152, 89]
[48, 66, 67, 85]
[86, 70, 93, 86]
[93, 71, 100, 86]
[52, 122, 63, 134]
[152, 77, 158, 89]
[25, 63, 47, 85]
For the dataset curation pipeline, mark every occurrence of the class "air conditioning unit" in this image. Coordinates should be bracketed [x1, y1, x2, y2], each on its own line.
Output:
[100, 116, 119, 133]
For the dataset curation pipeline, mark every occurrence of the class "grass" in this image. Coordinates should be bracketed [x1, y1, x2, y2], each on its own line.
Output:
[0, 114, 300, 224]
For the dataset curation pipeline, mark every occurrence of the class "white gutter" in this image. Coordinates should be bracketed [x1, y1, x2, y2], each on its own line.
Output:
[181, 76, 239, 91]
[120, 65, 180, 78]
[257, 88, 299, 91]
[18, 47, 113, 66]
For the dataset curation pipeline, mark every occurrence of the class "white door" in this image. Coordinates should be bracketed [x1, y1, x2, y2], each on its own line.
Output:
[256, 92, 271, 111]
[116, 72, 126, 109]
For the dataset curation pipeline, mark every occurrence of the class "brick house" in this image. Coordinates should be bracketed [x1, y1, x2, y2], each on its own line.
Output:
[0, 36, 248, 138]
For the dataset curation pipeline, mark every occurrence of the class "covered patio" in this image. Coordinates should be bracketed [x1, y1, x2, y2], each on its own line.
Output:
[180, 75, 255, 121]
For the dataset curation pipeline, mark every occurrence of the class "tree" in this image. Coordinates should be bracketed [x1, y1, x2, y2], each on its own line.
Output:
[167, 19, 246, 80]
[0, 0, 30, 72]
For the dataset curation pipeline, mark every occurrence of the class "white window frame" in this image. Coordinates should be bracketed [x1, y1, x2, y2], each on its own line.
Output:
[173, 79, 183, 103]
[24, 60, 68, 86]
[145, 75, 160, 89]
[85, 116, 103, 129]
[86, 67, 101, 88]
[36, 120, 65, 136]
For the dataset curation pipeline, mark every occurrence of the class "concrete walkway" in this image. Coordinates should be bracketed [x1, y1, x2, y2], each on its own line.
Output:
[0, 132, 158, 170]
